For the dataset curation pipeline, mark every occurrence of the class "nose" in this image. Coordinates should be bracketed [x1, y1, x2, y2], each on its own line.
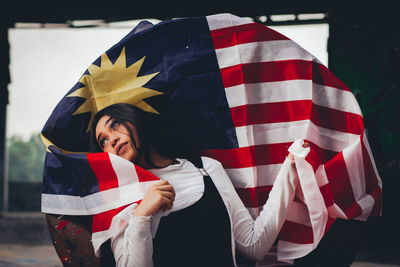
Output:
[110, 134, 119, 149]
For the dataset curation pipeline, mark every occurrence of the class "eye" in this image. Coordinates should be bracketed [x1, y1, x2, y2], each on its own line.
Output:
[111, 120, 120, 130]
[99, 138, 108, 148]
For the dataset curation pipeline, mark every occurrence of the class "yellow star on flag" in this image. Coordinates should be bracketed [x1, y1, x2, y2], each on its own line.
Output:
[68, 47, 162, 132]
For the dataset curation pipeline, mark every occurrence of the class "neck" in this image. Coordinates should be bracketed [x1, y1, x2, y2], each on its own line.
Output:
[138, 149, 175, 169]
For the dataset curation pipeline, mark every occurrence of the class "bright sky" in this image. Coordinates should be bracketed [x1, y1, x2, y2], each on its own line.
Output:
[7, 22, 328, 140]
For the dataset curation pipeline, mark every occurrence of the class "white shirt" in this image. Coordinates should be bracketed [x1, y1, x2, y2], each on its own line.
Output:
[110, 156, 298, 267]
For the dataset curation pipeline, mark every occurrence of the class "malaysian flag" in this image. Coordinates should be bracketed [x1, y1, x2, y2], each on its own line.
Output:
[41, 13, 382, 262]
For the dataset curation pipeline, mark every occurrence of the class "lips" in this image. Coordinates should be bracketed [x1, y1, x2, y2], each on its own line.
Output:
[116, 142, 128, 156]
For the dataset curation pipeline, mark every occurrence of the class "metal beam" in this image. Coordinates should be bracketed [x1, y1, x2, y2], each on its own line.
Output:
[0, 21, 10, 212]
[7, 0, 330, 24]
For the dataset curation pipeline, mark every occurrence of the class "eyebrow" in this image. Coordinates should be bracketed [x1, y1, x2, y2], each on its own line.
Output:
[96, 117, 114, 146]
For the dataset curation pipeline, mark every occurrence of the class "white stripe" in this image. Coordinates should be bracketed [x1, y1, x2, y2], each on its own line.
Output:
[224, 81, 361, 117]
[315, 164, 329, 188]
[92, 203, 136, 257]
[109, 153, 139, 186]
[342, 138, 365, 202]
[286, 201, 312, 227]
[316, 166, 351, 220]
[226, 165, 256, 188]
[41, 180, 157, 215]
[235, 120, 309, 147]
[327, 204, 348, 219]
[226, 163, 283, 188]
[362, 132, 382, 189]
[92, 230, 108, 256]
[215, 40, 313, 69]
[277, 240, 314, 261]
[225, 80, 312, 108]
[206, 13, 253, 31]
[235, 120, 359, 152]
[355, 194, 375, 220]
[42, 194, 88, 215]
[312, 83, 363, 115]
[290, 142, 328, 257]
[305, 121, 360, 152]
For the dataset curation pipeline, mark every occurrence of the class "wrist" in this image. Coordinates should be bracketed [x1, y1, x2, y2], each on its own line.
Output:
[133, 210, 147, 217]
[133, 206, 151, 217]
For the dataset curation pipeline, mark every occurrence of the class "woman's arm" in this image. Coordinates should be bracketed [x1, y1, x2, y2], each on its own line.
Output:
[232, 157, 298, 261]
[111, 214, 154, 267]
[206, 156, 298, 262]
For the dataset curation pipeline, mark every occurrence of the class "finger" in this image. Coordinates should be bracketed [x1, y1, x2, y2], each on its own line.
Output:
[153, 180, 169, 186]
[149, 181, 171, 192]
[160, 196, 174, 211]
[166, 200, 173, 210]
[165, 196, 174, 210]
[159, 190, 175, 201]
[288, 153, 295, 164]
[302, 141, 310, 148]
[161, 203, 172, 212]
[155, 184, 175, 194]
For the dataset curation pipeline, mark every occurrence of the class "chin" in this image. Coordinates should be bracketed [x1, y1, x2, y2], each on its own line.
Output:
[119, 154, 132, 162]
[125, 153, 137, 163]
[119, 146, 136, 162]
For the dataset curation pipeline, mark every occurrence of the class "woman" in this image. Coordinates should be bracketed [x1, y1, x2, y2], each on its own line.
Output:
[90, 103, 302, 267]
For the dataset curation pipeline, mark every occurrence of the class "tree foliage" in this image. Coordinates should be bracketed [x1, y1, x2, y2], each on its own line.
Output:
[8, 133, 45, 181]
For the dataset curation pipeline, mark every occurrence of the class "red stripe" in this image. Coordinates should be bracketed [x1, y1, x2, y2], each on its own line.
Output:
[92, 204, 129, 232]
[319, 184, 335, 208]
[360, 137, 382, 216]
[369, 186, 382, 217]
[87, 153, 119, 191]
[235, 186, 272, 208]
[279, 221, 313, 244]
[230, 102, 363, 136]
[220, 60, 312, 88]
[230, 100, 312, 127]
[361, 138, 377, 193]
[305, 141, 338, 172]
[361, 138, 381, 196]
[304, 144, 323, 172]
[324, 216, 336, 234]
[344, 202, 363, 219]
[324, 152, 362, 219]
[202, 142, 292, 168]
[311, 104, 364, 135]
[134, 164, 160, 182]
[202, 141, 337, 170]
[362, 141, 378, 194]
[294, 196, 304, 204]
[92, 200, 142, 232]
[312, 62, 351, 92]
[219, 60, 351, 94]
[210, 23, 289, 49]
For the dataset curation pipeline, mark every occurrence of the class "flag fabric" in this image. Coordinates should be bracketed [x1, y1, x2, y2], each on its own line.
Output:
[41, 13, 382, 262]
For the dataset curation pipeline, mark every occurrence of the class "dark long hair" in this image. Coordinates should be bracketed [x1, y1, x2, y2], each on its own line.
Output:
[89, 103, 183, 167]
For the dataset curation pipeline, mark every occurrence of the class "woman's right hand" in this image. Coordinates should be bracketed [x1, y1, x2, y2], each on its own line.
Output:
[288, 141, 310, 164]
[133, 180, 175, 217]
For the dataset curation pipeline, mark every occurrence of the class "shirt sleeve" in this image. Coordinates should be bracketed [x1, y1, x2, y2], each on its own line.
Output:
[212, 157, 298, 261]
[111, 214, 154, 267]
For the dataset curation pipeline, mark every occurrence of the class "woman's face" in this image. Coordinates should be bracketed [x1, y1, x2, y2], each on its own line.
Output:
[95, 115, 140, 162]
